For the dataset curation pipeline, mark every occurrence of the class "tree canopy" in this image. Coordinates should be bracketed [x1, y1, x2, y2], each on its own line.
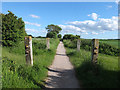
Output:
[2, 10, 27, 46]
[58, 34, 62, 38]
[63, 34, 80, 40]
[46, 24, 62, 34]
[46, 24, 62, 38]
[46, 31, 57, 38]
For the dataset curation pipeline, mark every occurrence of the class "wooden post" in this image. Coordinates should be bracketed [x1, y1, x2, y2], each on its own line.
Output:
[77, 39, 80, 51]
[46, 38, 50, 49]
[91, 39, 99, 65]
[24, 36, 33, 66]
[118, 54, 120, 71]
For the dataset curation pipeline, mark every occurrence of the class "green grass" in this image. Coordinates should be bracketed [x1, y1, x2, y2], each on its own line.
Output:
[99, 39, 119, 48]
[63, 39, 119, 56]
[63, 39, 119, 88]
[2, 38, 59, 88]
[65, 48, 119, 88]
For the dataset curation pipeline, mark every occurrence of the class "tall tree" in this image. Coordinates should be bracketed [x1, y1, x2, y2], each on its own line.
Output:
[2, 10, 27, 46]
[46, 24, 62, 38]
[46, 24, 62, 34]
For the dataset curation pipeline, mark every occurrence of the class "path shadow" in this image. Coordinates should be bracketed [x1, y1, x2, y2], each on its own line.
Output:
[56, 53, 67, 56]
[44, 68, 80, 88]
[45, 67, 62, 73]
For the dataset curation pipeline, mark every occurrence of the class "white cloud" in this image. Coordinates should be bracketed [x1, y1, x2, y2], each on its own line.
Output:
[58, 15, 118, 36]
[92, 32, 98, 35]
[85, 32, 88, 35]
[88, 13, 98, 20]
[58, 24, 87, 35]
[66, 16, 118, 34]
[25, 28, 39, 33]
[25, 21, 41, 27]
[107, 5, 112, 8]
[115, 0, 119, 4]
[30, 14, 40, 19]
[100, 30, 106, 34]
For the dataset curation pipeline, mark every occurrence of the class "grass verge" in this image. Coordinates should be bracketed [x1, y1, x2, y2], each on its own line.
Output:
[64, 42, 119, 88]
[2, 38, 59, 88]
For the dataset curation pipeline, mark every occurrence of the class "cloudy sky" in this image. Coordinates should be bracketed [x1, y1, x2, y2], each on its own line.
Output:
[2, 1, 119, 39]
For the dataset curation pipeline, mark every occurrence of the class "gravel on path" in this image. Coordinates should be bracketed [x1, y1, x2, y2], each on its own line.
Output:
[45, 41, 80, 88]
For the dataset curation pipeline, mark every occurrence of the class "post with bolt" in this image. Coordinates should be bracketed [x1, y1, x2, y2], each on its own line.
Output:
[46, 38, 50, 49]
[24, 36, 33, 66]
[91, 39, 99, 65]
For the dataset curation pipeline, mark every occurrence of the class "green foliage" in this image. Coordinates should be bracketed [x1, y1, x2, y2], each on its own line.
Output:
[2, 11, 26, 46]
[46, 31, 57, 38]
[63, 39, 119, 56]
[46, 24, 62, 34]
[63, 39, 77, 48]
[36, 36, 42, 38]
[63, 34, 80, 40]
[63, 39, 119, 87]
[58, 34, 62, 38]
[46, 24, 62, 38]
[2, 38, 59, 88]
[100, 39, 119, 48]
[32, 39, 46, 55]
[65, 47, 119, 88]
[99, 42, 119, 56]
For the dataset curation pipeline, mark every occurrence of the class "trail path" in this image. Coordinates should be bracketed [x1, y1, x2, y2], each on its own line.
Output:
[45, 41, 80, 88]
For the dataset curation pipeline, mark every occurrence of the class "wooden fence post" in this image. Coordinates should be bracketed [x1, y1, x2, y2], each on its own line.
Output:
[77, 39, 80, 51]
[46, 38, 50, 49]
[24, 36, 33, 66]
[91, 39, 99, 65]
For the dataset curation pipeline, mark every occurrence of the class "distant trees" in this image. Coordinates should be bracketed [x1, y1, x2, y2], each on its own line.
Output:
[63, 34, 80, 40]
[28, 35, 34, 38]
[58, 34, 62, 38]
[2, 11, 27, 46]
[46, 24, 62, 38]
[46, 31, 57, 38]
[36, 36, 42, 38]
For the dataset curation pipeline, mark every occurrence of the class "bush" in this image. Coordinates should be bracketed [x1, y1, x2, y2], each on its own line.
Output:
[46, 32, 57, 38]
[63, 39, 77, 48]
[2, 11, 26, 47]
[32, 40, 46, 55]
[58, 34, 62, 38]
[63, 34, 80, 40]
[99, 43, 119, 56]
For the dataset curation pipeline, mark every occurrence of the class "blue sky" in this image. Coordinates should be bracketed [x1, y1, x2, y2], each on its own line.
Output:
[2, 2, 118, 39]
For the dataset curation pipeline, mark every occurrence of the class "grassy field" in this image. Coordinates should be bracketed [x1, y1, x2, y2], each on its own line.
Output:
[63, 39, 120, 88]
[2, 38, 59, 88]
[63, 39, 119, 56]
[99, 39, 119, 48]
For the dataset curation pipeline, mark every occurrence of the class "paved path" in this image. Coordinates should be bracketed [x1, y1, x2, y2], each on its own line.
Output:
[45, 41, 80, 88]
